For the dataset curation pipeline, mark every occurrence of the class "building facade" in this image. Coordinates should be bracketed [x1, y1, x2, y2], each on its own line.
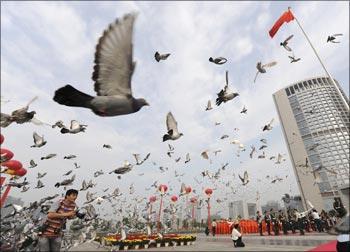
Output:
[273, 76, 349, 211]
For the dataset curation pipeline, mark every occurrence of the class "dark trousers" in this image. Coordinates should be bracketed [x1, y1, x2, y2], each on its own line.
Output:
[314, 219, 322, 232]
[258, 223, 263, 236]
[282, 221, 288, 234]
[336, 241, 350, 252]
[273, 221, 279, 235]
[298, 219, 305, 235]
[233, 237, 245, 247]
[212, 227, 216, 236]
[266, 222, 271, 235]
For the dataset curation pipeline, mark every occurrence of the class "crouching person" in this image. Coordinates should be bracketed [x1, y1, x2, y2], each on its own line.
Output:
[231, 224, 245, 247]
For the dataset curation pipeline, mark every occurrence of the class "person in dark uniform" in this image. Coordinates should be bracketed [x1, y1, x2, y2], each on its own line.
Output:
[271, 208, 279, 235]
[264, 210, 271, 235]
[256, 211, 264, 236]
[279, 210, 288, 235]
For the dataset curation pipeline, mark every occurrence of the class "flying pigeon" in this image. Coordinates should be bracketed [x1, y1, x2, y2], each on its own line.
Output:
[154, 51, 171, 62]
[214, 149, 222, 156]
[205, 100, 213, 111]
[238, 171, 249, 185]
[94, 170, 104, 177]
[259, 145, 267, 150]
[64, 155, 77, 160]
[327, 34, 343, 43]
[103, 144, 112, 149]
[262, 118, 274, 131]
[175, 157, 181, 162]
[280, 35, 294, 51]
[275, 153, 283, 164]
[220, 134, 229, 140]
[201, 150, 209, 160]
[0, 96, 38, 127]
[249, 146, 256, 159]
[109, 161, 133, 175]
[37, 172, 47, 179]
[21, 186, 30, 192]
[163, 112, 183, 141]
[29, 160, 37, 169]
[6, 177, 29, 188]
[254, 61, 277, 83]
[41, 154, 57, 160]
[258, 152, 266, 159]
[52, 120, 65, 128]
[31, 132, 47, 148]
[35, 180, 45, 189]
[216, 71, 239, 106]
[63, 170, 73, 176]
[184, 153, 191, 163]
[60, 120, 87, 134]
[74, 162, 80, 169]
[240, 106, 247, 114]
[53, 13, 149, 117]
[209, 57, 227, 65]
[55, 175, 76, 188]
[260, 138, 267, 144]
[288, 55, 301, 63]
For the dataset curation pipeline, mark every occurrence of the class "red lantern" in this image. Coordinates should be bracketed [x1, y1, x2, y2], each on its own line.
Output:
[149, 196, 157, 203]
[14, 168, 27, 177]
[171, 195, 178, 202]
[185, 186, 192, 194]
[0, 148, 14, 163]
[1, 160, 22, 171]
[0, 134, 4, 144]
[190, 197, 197, 204]
[205, 188, 213, 197]
[158, 184, 168, 194]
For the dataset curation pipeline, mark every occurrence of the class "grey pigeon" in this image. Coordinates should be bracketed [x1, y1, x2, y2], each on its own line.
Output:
[35, 180, 45, 189]
[41, 153, 57, 160]
[53, 13, 149, 117]
[240, 106, 247, 114]
[60, 120, 87, 134]
[163, 112, 183, 141]
[29, 159, 37, 168]
[31, 132, 47, 148]
[254, 61, 277, 83]
[280, 34, 293, 51]
[74, 162, 80, 169]
[154, 51, 171, 62]
[103, 144, 112, 149]
[64, 154, 77, 159]
[94, 170, 104, 177]
[205, 100, 213, 111]
[37, 172, 47, 179]
[216, 71, 239, 106]
[0, 96, 38, 127]
[209, 57, 227, 65]
[288, 55, 301, 63]
[63, 170, 73, 176]
[238, 171, 249, 185]
[327, 33, 343, 43]
[52, 120, 65, 128]
[55, 174, 76, 188]
[109, 161, 133, 175]
[262, 118, 274, 131]
[184, 153, 190, 163]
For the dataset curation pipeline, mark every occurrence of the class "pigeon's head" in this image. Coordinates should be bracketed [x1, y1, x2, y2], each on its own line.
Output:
[28, 111, 36, 118]
[135, 98, 149, 110]
[209, 57, 214, 62]
[280, 42, 283, 46]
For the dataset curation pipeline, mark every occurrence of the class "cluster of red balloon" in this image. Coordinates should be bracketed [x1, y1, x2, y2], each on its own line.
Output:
[0, 134, 27, 177]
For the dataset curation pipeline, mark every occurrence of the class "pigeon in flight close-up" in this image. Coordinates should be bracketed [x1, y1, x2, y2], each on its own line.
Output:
[154, 51, 171, 62]
[163, 112, 183, 142]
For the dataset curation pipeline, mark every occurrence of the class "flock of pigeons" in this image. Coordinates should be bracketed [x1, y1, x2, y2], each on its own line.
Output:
[0, 11, 343, 251]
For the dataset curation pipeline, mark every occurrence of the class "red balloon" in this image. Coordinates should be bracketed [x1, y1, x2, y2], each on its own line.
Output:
[158, 184, 168, 193]
[171, 195, 178, 202]
[0, 134, 4, 144]
[1, 160, 22, 171]
[149, 196, 157, 203]
[190, 197, 197, 203]
[185, 186, 192, 194]
[205, 188, 213, 196]
[0, 148, 14, 162]
[15, 168, 27, 177]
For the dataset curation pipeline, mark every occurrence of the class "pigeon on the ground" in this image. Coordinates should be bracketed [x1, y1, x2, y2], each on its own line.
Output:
[209, 57, 227, 65]
[254, 61, 277, 83]
[240, 106, 247, 114]
[288, 55, 301, 63]
[238, 171, 249, 185]
[216, 71, 239, 106]
[163, 112, 183, 141]
[327, 34, 343, 43]
[41, 154, 57, 160]
[31, 132, 47, 148]
[53, 13, 149, 117]
[262, 118, 274, 131]
[55, 175, 76, 188]
[29, 160, 37, 169]
[280, 35, 293, 51]
[0, 96, 39, 128]
[154, 51, 170, 62]
[205, 100, 213, 111]
[103, 144, 112, 149]
[64, 155, 77, 159]
[60, 120, 87, 134]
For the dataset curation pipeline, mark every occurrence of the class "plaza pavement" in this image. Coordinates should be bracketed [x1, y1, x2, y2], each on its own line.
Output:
[70, 232, 336, 251]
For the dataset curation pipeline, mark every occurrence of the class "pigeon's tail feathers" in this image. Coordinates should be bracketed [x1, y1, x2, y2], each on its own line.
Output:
[60, 128, 70, 134]
[54, 183, 60, 188]
[27, 96, 38, 107]
[163, 134, 171, 142]
[216, 97, 223, 106]
[53, 85, 93, 108]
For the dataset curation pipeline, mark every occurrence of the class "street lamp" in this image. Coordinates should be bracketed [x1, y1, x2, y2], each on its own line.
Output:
[205, 188, 213, 231]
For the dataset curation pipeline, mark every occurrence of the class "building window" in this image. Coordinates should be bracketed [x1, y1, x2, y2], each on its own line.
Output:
[286, 88, 291, 96]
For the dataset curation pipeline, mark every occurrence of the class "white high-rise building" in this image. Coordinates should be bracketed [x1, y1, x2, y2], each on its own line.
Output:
[273, 76, 349, 211]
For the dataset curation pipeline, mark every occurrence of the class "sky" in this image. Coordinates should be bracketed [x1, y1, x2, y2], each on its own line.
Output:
[1, 1, 349, 220]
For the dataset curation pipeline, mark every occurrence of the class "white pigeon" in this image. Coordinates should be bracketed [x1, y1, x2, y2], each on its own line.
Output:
[31, 132, 47, 148]
[53, 13, 149, 117]
[254, 61, 277, 83]
[163, 112, 183, 141]
[60, 120, 87, 134]
[205, 100, 213, 111]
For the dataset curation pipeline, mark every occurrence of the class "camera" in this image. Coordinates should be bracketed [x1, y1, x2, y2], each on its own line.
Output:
[76, 211, 86, 219]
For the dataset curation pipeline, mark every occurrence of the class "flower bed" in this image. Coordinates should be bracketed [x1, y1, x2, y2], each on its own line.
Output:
[98, 233, 196, 250]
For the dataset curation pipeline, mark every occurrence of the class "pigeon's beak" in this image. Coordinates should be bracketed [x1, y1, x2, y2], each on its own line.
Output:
[145, 102, 150, 106]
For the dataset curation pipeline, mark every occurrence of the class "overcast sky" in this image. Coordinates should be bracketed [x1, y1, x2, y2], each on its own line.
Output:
[1, 1, 348, 220]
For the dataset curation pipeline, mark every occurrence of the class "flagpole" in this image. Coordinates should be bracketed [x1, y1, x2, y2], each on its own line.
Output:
[289, 7, 349, 111]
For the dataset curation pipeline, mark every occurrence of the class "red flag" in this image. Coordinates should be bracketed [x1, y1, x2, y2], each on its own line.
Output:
[269, 9, 295, 38]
